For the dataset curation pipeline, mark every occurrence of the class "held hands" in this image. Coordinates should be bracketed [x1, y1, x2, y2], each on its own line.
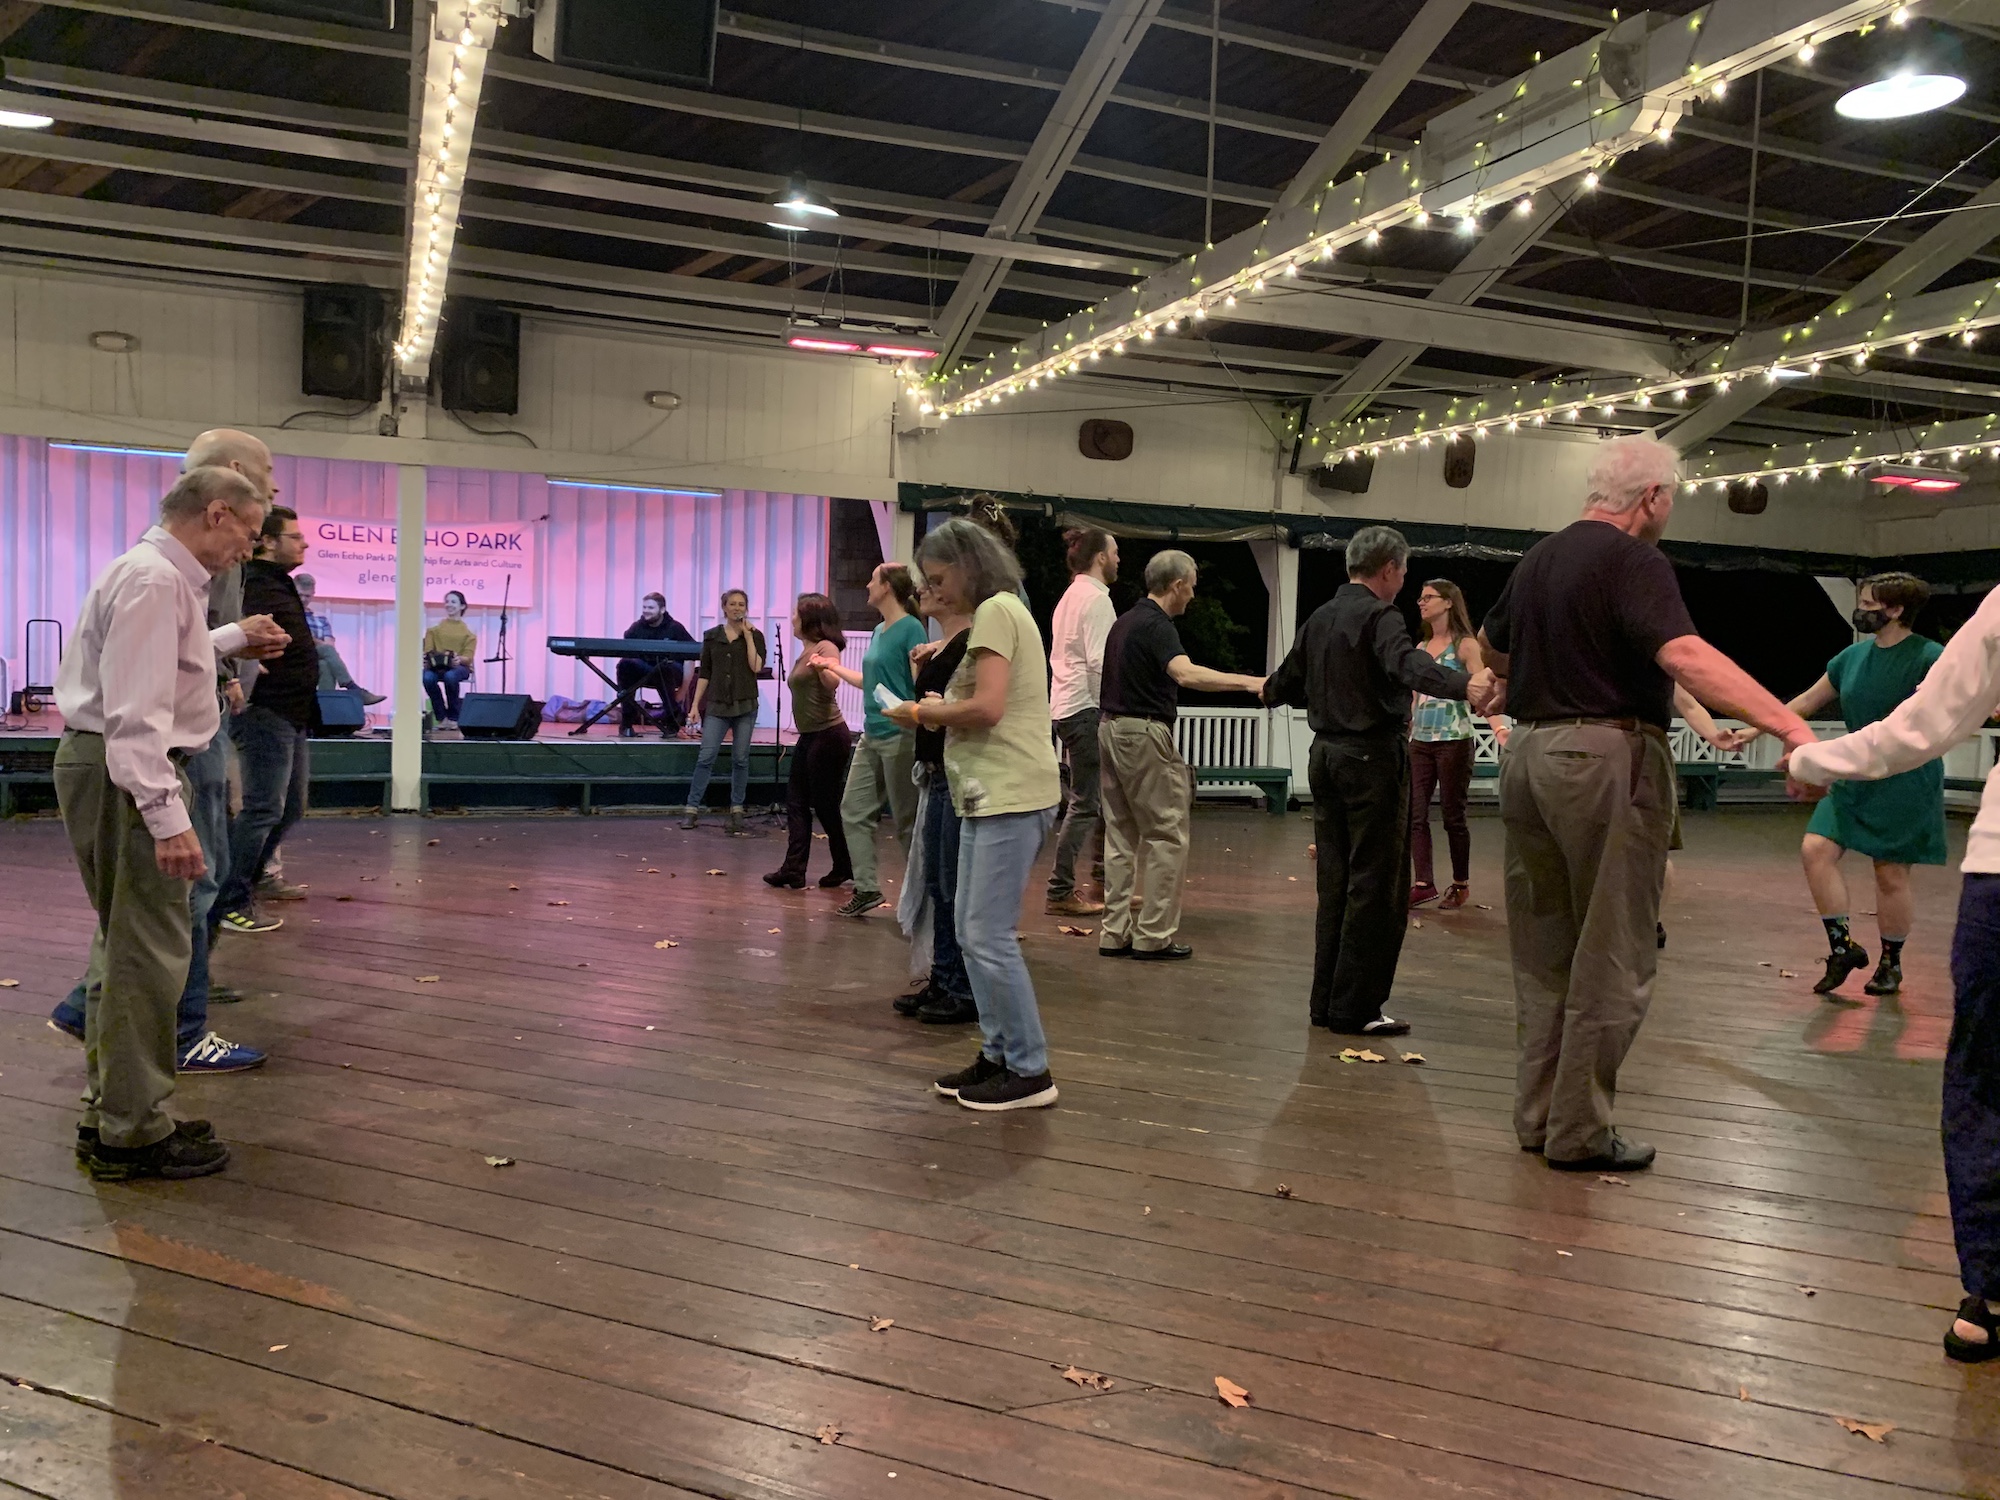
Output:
[1467, 668, 1506, 717]
[235, 614, 290, 659]
[154, 829, 205, 880]
[1779, 727, 1828, 802]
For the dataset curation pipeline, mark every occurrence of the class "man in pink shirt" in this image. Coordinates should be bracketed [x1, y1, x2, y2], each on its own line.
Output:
[54, 465, 288, 1181]
[1046, 527, 1118, 916]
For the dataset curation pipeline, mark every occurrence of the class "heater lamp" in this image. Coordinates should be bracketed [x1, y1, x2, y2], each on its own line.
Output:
[1865, 461, 1962, 493]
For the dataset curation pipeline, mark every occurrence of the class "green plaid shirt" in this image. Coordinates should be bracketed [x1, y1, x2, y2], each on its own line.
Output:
[1410, 641, 1473, 742]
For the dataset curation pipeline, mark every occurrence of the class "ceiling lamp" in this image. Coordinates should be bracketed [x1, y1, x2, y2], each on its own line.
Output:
[1836, 73, 1968, 120]
[784, 318, 937, 361]
[1865, 460, 1961, 492]
[0, 109, 55, 129]
[765, 180, 838, 232]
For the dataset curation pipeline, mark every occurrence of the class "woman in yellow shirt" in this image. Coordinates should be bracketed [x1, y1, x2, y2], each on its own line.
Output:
[422, 590, 477, 723]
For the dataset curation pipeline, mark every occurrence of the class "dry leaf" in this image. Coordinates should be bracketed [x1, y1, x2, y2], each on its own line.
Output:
[654, 939, 680, 949]
[335, 895, 353, 902]
[644, 867, 661, 873]
[768, 927, 781, 933]
[1356, 1049, 1386, 1063]
[1214, 1376, 1251, 1409]
[1738, 1386, 1749, 1401]
[1837, 1417, 1894, 1443]
[1758, 961, 1773, 967]
[705, 868, 726, 876]
[547, 900, 570, 907]
[1057, 924, 1095, 937]
[484, 1155, 514, 1167]
[1054, 1365, 1114, 1391]
[1287, 875, 1298, 881]
[1475, 903, 1492, 910]
[869, 1317, 894, 1332]
[1275, 1184, 1293, 1199]
[1410, 918, 1423, 928]
[1779, 969, 1798, 979]
[1400, 1052, 1426, 1064]
[1338, 1048, 1364, 1061]
[426, 838, 440, 846]
[359, 875, 376, 881]
[414, 975, 440, 984]
[816, 1423, 841, 1445]
[0, 979, 18, 988]
[268, 1344, 288, 1352]
[645, 1025, 656, 1031]
[507, 884, 519, 890]
[1799, 1286, 1818, 1297]
[1596, 1175, 1630, 1187]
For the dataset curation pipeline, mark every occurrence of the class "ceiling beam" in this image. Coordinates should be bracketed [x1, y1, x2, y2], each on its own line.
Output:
[0, 182, 398, 258]
[934, 0, 1162, 366]
[1682, 409, 2000, 483]
[34, 0, 404, 54]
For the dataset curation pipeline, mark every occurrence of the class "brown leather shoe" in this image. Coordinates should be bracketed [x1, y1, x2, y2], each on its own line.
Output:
[1046, 893, 1106, 917]
[1437, 883, 1469, 910]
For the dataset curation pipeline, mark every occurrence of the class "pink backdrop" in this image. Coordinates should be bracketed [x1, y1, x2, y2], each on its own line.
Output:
[0, 437, 831, 726]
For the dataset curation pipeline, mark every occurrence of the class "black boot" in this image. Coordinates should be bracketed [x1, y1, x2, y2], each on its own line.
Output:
[1814, 940, 1870, 995]
[1864, 954, 1902, 995]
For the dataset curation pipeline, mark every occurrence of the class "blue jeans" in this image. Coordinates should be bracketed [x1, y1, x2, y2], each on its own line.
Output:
[219, 705, 310, 914]
[51, 731, 228, 1052]
[424, 664, 471, 720]
[956, 806, 1057, 1077]
[1949, 874, 2000, 1299]
[922, 770, 971, 1002]
[686, 708, 757, 808]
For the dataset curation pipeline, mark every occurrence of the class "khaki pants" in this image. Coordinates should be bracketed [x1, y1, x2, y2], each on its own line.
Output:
[839, 729, 918, 895]
[1098, 716, 1192, 952]
[54, 731, 193, 1150]
[1500, 721, 1674, 1161]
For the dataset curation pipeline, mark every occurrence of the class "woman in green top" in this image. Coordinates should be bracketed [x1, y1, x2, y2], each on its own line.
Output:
[764, 594, 855, 890]
[422, 590, 477, 723]
[1754, 573, 1945, 997]
[1409, 579, 1509, 911]
[820, 563, 927, 917]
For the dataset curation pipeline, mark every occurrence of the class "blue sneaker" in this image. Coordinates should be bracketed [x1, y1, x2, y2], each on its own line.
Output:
[47, 1016, 84, 1043]
[177, 1032, 267, 1073]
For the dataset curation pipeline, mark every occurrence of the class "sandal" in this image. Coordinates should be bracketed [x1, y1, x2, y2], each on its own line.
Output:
[1438, 883, 1469, 911]
[1946, 1295, 2000, 1363]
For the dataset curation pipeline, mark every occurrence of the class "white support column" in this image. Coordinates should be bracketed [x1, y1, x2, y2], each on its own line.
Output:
[391, 462, 427, 812]
[1250, 538, 1300, 671]
[890, 506, 917, 566]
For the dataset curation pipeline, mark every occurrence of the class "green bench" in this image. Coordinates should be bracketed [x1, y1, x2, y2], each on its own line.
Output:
[1193, 764, 1292, 815]
[0, 768, 53, 818]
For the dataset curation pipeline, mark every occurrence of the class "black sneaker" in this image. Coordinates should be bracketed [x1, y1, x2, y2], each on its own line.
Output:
[1548, 1133, 1655, 1172]
[837, 890, 885, 918]
[1327, 1014, 1412, 1037]
[1814, 941, 1870, 995]
[894, 983, 937, 1017]
[1864, 956, 1903, 995]
[918, 993, 980, 1026]
[76, 1118, 213, 1162]
[957, 1068, 1059, 1112]
[87, 1128, 230, 1181]
[933, 1052, 1005, 1098]
[681, 808, 700, 830]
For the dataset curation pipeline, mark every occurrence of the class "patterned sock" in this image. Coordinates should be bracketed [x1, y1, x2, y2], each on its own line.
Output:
[1881, 936, 1907, 964]
[1822, 915, 1853, 954]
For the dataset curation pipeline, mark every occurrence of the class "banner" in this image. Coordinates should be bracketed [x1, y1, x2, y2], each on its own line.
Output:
[297, 517, 537, 605]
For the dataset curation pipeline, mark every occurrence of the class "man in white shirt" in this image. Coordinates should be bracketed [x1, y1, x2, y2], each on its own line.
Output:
[1046, 527, 1118, 917]
[55, 465, 288, 1181]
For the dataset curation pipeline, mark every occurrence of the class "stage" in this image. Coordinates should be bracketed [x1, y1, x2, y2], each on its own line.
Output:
[1, 805, 1994, 1499]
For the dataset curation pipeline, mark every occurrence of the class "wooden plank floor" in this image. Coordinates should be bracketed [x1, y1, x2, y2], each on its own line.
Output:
[3, 802, 1997, 1500]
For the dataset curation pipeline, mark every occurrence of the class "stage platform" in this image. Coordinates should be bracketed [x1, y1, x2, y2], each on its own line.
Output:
[0, 806, 1991, 1499]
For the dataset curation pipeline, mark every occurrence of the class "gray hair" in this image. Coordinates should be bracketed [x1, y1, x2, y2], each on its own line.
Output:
[1345, 524, 1409, 577]
[1143, 549, 1197, 594]
[160, 465, 262, 522]
[915, 517, 1023, 606]
[295, 572, 317, 591]
[1585, 434, 1679, 514]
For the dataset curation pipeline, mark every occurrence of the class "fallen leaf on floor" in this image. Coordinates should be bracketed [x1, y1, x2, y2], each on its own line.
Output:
[335, 895, 353, 902]
[1214, 1376, 1251, 1408]
[645, 1025, 656, 1031]
[1475, 903, 1492, 910]
[644, 868, 661, 873]
[427, 839, 440, 846]
[768, 927, 781, 933]
[1556, 1250, 1574, 1257]
[414, 975, 440, 983]
[869, 1317, 894, 1332]
[1597, 1175, 1630, 1187]
[360, 875, 376, 881]
[1759, 961, 1773, 967]
[507, 884, 519, 891]
[1400, 1052, 1425, 1064]
[1410, 918, 1423, 928]
[1779, 969, 1798, 979]
[1838, 1417, 1894, 1443]
[1143, 1207, 1150, 1215]
[1357, 1050, 1386, 1063]
[1056, 1364, 1114, 1390]
[849, 1263, 860, 1270]
[1337, 1051, 1359, 1064]
[0, 979, 17, 988]
[1738, 1386, 1750, 1401]
[1274, 1184, 1293, 1199]
[1058, 925, 1094, 937]
[1287, 876, 1298, 881]
[268, 1344, 288, 1352]
[484, 1156, 514, 1167]
[654, 939, 680, 949]
[548, 900, 569, 907]
[816, 1424, 841, 1445]
[1800, 1286, 1817, 1296]
[706, 869, 726, 876]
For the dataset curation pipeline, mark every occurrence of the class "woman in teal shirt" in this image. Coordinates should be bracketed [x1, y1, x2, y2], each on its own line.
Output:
[1758, 574, 1945, 997]
[821, 562, 927, 916]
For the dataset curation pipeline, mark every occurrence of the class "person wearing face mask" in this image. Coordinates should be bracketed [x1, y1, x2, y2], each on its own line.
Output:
[1737, 573, 1945, 998]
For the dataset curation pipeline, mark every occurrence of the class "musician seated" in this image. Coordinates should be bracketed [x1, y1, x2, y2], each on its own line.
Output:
[617, 591, 695, 737]
[422, 589, 476, 725]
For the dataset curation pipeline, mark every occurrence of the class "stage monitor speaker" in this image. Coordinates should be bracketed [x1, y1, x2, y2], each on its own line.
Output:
[1442, 434, 1476, 490]
[438, 300, 520, 414]
[1312, 453, 1375, 495]
[533, 0, 718, 86]
[1727, 479, 1769, 515]
[302, 285, 385, 402]
[1078, 418, 1134, 461]
[315, 690, 366, 736]
[458, 693, 542, 740]
[218, 0, 394, 27]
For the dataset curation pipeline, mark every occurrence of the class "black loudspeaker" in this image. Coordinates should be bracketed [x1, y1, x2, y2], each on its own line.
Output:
[1313, 453, 1376, 494]
[302, 285, 385, 402]
[1442, 434, 1476, 490]
[219, 0, 393, 28]
[438, 300, 521, 414]
[458, 692, 542, 740]
[1078, 418, 1134, 461]
[1727, 479, 1769, 515]
[315, 690, 367, 736]
[533, 0, 718, 86]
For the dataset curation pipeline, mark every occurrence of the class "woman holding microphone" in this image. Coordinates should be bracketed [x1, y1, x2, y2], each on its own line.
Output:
[681, 588, 765, 834]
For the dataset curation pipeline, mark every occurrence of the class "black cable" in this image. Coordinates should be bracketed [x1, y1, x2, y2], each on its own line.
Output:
[445, 407, 537, 446]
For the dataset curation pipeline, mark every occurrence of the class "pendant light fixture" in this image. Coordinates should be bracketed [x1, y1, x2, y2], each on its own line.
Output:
[1836, 72, 1967, 118]
[764, 179, 837, 232]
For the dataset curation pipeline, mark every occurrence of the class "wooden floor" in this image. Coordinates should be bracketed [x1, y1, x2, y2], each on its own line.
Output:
[2, 802, 1997, 1500]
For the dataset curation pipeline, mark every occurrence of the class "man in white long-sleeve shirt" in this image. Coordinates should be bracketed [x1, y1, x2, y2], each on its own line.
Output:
[1046, 527, 1118, 917]
[55, 465, 288, 1181]
[1788, 584, 2000, 1363]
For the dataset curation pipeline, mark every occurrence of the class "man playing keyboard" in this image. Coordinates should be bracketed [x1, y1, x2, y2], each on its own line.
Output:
[618, 592, 696, 736]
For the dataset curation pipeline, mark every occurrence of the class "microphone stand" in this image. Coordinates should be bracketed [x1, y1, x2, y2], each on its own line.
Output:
[483, 572, 513, 695]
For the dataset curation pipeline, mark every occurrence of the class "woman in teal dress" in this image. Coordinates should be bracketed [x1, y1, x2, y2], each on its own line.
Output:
[1760, 574, 1946, 996]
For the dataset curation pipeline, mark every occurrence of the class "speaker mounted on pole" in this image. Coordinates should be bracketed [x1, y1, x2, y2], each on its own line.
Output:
[1311, 453, 1376, 495]
[302, 285, 386, 403]
[438, 300, 521, 415]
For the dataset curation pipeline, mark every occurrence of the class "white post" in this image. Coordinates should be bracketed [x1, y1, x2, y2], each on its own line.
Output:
[1249, 538, 1300, 671]
[391, 462, 427, 812]
[890, 506, 917, 566]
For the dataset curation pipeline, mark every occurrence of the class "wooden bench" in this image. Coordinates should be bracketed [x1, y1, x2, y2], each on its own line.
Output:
[1193, 764, 1292, 815]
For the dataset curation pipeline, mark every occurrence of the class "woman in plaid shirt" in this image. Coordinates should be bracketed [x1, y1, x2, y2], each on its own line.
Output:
[1410, 580, 1508, 910]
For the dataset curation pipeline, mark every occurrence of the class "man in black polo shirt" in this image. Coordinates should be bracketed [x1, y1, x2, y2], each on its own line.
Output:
[1262, 525, 1470, 1038]
[1097, 550, 1265, 960]
[618, 591, 696, 735]
[1476, 436, 1814, 1172]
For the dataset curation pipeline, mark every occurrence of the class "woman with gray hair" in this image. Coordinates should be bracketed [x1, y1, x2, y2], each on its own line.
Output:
[885, 518, 1063, 1110]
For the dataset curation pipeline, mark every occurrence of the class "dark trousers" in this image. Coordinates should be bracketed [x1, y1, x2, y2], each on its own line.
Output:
[218, 705, 309, 915]
[1409, 736, 1474, 888]
[1308, 732, 1411, 1026]
[777, 724, 854, 881]
[617, 659, 684, 729]
[921, 769, 972, 1001]
[1048, 708, 1105, 898]
[423, 665, 470, 721]
[1948, 874, 2000, 1300]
